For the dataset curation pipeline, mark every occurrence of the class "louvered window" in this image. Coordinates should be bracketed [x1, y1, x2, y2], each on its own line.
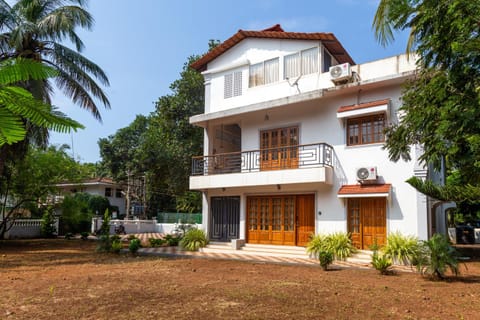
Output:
[224, 71, 242, 99]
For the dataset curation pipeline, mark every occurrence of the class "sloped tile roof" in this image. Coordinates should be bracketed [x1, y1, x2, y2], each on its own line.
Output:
[191, 24, 355, 71]
[337, 99, 390, 113]
[338, 183, 391, 195]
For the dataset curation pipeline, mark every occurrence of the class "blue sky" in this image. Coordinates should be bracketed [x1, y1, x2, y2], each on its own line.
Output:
[48, 0, 409, 163]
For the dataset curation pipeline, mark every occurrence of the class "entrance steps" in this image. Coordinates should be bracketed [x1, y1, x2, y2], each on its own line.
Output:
[200, 242, 312, 259]
[345, 250, 373, 267]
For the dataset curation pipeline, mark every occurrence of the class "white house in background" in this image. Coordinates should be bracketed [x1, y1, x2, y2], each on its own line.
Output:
[54, 177, 126, 216]
[189, 24, 441, 249]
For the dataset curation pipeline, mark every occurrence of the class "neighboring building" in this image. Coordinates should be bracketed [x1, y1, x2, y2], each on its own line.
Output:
[189, 24, 438, 249]
[54, 178, 126, 216]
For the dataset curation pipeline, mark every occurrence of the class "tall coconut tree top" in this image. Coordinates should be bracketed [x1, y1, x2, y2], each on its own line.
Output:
[0, 0, 110, 121]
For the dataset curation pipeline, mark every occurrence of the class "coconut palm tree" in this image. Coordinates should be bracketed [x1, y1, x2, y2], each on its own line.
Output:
[0, 0, 110, 120]
[0, 58, 83, 147]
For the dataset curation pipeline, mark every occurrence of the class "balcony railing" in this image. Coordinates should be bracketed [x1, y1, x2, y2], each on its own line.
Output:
[192, 143, 335, 176]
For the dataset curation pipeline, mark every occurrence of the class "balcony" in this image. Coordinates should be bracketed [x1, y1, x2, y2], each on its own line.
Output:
[190, 143, 335, 190]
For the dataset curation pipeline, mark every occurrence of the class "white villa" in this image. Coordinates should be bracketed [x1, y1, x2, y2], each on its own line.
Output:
[54, 177, 126, 216]
[189, 24, 444, 249]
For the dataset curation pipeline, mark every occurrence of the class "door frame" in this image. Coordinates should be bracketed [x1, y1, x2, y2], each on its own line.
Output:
[347, 197, 387, 249]
[210, 196, 240, 242]
[246, 194, 315, 246]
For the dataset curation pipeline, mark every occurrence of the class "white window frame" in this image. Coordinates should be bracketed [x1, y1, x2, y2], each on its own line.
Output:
[284, 47, 319, 79]
[249, 58, 279, 88]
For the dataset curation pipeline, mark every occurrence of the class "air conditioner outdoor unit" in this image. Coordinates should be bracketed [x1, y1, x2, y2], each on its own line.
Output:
[356, 166, 377, 181]
[329, 63, 352, 82]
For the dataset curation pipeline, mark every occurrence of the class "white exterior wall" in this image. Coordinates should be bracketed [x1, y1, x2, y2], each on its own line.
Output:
[57, 184, 126, 215]
[205, 39, 337, 113]
[192, 36, 429, 242]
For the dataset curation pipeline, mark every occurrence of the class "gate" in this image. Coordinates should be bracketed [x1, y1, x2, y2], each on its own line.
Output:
[210, 196, 240, 242]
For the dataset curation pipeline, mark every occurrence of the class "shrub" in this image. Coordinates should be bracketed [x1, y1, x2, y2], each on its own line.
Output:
[149, 238, 166, 247]
[179, 228, 208, 251]
[324, 232, 356, 261]
[127, 234, 138, 241]
[371, 251, 393, 275]
[415, 233, 460, 280]
[306, 234, 328, 259]
[80, 231, 89, 240]
[40, 208, 57, 238]
[129, 238, 142, 254]
[318, 250, 334, 271]
[64, 232, 74, 240]
[165, 234, 181, 246]
[95, 210, 112, 252]
[383, 232, 420, 265]
[110, 235, 121, 242]
[307, 232, 355, 262]
[111, 240, 122, 254]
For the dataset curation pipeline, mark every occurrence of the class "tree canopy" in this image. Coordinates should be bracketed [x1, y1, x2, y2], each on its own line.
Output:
[373, 0, 480, 214]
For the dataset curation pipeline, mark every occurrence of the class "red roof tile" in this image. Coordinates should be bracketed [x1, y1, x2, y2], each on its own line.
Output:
[191, 24, 355, 71]
[337, 99, 390, 113]
[338, 184, 391, 195]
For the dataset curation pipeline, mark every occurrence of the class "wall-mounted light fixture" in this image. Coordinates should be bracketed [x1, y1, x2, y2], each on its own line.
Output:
[277, 184, 281, 190]
[264, 114, 269, 121]
[318, 211, 322, 216]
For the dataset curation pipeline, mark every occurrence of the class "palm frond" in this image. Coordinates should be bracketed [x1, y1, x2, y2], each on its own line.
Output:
[0, 106, 26, 145]
[38, 5, 93, 51]
[0, 58, 57, 85]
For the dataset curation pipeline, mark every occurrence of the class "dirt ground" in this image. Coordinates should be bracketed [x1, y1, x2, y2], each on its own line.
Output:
[1, 239, 480, 320]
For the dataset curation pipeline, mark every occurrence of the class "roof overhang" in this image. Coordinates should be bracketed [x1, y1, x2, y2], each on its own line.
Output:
[336, 99, 390, 119]
[337, 183, 391, 198]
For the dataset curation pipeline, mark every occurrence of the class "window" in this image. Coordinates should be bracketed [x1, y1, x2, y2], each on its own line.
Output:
[105, 187, 112, 197]
[322, 48, 332, 73]
[249, 58, 279, 87]
[284, 47, 319, 79]
[115, 189, 123, 198]
[224, 71, 242, 99]
[260, 126, 299, 170]
[347, 114, 385, 146]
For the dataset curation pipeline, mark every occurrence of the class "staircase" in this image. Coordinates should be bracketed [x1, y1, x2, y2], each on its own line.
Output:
[201, 242, 309, 257]
[344, 250, 372, 268]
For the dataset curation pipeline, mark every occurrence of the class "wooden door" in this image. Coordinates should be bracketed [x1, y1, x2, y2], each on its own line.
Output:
[260, 126, 298, 170]
[296, 195, 315, 246]
[210, 197, 240, 242]
[348, 198, 386, 249]
[247, 194, 313, 246]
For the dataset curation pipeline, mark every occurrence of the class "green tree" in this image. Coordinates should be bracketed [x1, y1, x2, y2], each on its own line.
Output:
[0, 0, 110, 185]
[0, 0, 110, 118]
[373, 0, 480, 209]
[0, 144, 85, 238]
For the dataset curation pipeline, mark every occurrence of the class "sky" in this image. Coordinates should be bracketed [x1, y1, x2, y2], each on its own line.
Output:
[48, 0, 409, 163]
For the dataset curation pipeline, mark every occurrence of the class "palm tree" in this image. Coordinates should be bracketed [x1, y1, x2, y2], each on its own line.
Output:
[0, 58, 83, 147]
[372, 0, 417, 51]
[0, 0, 110, 120]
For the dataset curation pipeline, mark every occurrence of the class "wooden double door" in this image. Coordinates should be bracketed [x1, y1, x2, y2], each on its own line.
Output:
[260, 126, 298, 171]
[348, 198, 386, 249]
[247, 194, 314, 246]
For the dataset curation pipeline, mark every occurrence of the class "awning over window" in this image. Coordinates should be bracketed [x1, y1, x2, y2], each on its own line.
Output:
[337, 183, 391, 198]
[336, 99, 390, 119]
